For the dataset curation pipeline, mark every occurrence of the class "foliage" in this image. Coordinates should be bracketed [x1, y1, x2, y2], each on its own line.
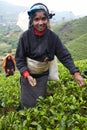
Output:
[0, 25, 22, 56]
[53, 16, 87, 44]
[53, 16, 87, 61]
[66, 33, 87, 61]
[0, 60, 87, 129]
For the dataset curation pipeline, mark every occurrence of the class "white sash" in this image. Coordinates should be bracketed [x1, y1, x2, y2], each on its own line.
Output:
[26, 56, 59, 81]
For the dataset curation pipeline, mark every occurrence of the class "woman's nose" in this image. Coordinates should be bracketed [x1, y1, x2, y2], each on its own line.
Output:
[39, 20, 43, 25]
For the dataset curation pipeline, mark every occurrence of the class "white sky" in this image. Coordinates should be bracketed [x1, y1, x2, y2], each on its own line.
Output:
[2, 0, 87, 16]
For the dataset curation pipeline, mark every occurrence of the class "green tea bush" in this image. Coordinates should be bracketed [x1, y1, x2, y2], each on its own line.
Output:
[0, 60, 87, 130]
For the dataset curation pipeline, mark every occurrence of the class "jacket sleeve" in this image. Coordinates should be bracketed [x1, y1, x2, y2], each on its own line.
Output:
[55, 36, 79, 75]
[15, 34, 29, 74]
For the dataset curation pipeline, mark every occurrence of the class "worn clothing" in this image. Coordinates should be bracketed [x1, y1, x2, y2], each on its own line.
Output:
[5, 59, 15, 70]
[20, 75, 48, 108]
[15, 27, 79, 108]
[2, 55, 15, 72]
[15, 28, 79, 75]
[5, 59, 15, 76]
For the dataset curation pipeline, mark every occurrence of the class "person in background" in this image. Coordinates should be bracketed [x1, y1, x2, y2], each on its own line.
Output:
[15, 3, 85, 109]
[2, 54, 15, 77]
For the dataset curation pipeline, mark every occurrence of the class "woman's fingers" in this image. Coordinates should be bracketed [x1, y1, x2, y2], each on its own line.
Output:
[27, 76, 37, 87]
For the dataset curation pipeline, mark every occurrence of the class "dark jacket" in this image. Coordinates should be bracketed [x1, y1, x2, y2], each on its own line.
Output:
[15, 28, 79, 75]
[5, 59, 15, 69]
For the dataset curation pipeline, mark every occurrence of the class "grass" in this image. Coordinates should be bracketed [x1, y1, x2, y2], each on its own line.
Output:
[66, 33, 87, 60]
[53, 16, 87, 61]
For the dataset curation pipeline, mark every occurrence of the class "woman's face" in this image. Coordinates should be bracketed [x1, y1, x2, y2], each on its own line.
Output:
[32, 11, 48, 32]
[7, 56, 11, 60]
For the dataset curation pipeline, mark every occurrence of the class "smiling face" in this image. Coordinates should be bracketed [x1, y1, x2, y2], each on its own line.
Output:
[32, 10, 48, 32]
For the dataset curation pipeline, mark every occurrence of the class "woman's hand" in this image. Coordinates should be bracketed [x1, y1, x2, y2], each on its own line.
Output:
[73, 72, 85, 87]
[27, 75, 37, 87]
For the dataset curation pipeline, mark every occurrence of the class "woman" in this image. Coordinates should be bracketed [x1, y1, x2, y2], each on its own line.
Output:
[15, 3, 85, 108]
[2, 54, 15, 77]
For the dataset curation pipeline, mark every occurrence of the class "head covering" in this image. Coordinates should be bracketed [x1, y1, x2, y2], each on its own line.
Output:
[28, 3, 55, 19]
[2, 54, 15, 71]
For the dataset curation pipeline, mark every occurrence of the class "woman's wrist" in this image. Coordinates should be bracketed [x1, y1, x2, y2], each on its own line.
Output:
[22, 70, 30, 78]
[73, 72, 80, 78]
[74, 72, 80, 76]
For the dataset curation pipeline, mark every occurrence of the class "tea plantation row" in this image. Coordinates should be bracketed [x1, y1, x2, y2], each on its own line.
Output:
[0, 60, 87, 130]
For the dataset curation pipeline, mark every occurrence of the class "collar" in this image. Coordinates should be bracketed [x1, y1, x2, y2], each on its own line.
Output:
[34, 28, 46, 36]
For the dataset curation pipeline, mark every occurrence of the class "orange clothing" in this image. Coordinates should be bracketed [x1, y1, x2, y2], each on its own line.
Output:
[2, 54, 15, 71]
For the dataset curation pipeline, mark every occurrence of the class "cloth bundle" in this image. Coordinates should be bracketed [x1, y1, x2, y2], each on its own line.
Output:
[26, 56, 59, 81]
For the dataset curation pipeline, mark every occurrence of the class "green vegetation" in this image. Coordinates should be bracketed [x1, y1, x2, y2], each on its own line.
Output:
[66, 33, 87, 60]
[0, 25, 22, 56]
[53, 16, 87, 60]
[0, 2, 87, 129]
[53, 16, 87, 44]
[0, 60, 87, 129]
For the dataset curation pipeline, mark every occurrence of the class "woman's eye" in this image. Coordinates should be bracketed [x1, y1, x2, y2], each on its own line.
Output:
[42, 17, 47, 21]
[34, 18, 39, 21]
[34, 17, 47, 21]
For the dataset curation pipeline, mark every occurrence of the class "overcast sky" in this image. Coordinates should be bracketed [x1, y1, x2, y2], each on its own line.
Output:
[2, 0, 87, 16]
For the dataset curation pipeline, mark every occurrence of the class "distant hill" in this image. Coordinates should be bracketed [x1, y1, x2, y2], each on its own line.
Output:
[66, 33, 87, 60]
[51, 11, 76, 24]
[0, 1, 77, 26]
[0, 1, 26, 25]
[53, 16, 87, 43]
[53, 16, 87, 60]
[0, 1, 87, 61]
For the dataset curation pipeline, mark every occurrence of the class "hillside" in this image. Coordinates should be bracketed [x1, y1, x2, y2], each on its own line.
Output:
[0, 1, 87, 64]
[0, 1, 76, 26]
[53, 16, 87, 44]
[66, 33, 87, 60]
[53, 16, 87, 60]
[0, 1, 26, 25]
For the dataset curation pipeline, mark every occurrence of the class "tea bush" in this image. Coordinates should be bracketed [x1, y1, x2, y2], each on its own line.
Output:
[0, 60, 87, 130]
